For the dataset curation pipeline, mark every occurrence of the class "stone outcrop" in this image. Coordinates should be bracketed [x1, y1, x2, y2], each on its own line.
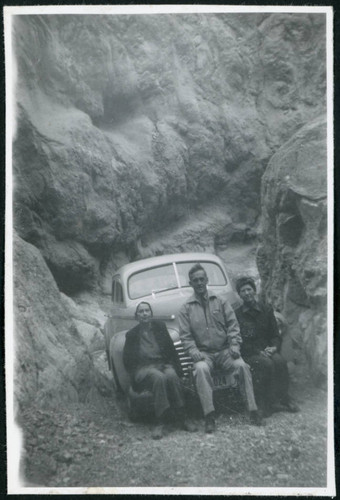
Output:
[258, 117, 327, 385]
[12, 13, 326, 294]
[13, 233, 111, 408]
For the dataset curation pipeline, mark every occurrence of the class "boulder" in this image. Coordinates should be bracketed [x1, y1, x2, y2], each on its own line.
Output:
[258, 117, 327, 385]
[60, 292, 106, 328]
[13, 233, 110, 408]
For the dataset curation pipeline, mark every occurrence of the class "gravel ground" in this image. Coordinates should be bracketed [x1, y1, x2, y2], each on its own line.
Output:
[18, 377, 328, 489]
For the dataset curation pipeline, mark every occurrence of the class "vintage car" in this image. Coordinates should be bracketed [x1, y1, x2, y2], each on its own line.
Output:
[103, 252, 243, 419]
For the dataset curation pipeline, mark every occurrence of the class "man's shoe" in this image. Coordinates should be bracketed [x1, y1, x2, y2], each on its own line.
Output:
[249, 411, 265, 426]
[205, 413, 216, 433]
[181, 419, 198, 432]
[152, 424, 164, 440]
[175, 408, 198, 432]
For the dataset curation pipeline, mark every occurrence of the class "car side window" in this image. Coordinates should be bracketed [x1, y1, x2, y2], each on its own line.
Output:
[116, 281, 124, 304]
[112, 278, 124, 304]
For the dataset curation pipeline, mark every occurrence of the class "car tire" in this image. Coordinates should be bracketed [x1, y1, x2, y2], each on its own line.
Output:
[110, 355, 124, 399]
[126, 395, 139, 422]
[106, 348, 111, 370]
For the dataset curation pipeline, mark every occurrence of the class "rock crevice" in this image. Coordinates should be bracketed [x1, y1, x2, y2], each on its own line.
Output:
[258, 117, 327, 385]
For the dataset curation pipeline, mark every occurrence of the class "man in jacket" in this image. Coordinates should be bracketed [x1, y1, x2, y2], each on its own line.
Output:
[235, 276, 299, 415]
[123, 301, 196, 439]
[178, 264, 263, 432]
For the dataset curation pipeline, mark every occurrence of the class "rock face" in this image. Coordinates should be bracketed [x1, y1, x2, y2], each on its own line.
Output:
[258, 117, 327, 385]
[13, 233, 111, 408]
[12, 13, 326, 294]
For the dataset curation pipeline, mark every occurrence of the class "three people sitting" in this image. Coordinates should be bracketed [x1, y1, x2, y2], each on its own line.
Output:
[123, 267, 298, 437]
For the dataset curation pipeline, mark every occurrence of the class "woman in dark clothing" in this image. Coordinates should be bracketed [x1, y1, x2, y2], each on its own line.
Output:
[123, 301, 196, 439]
[235, 277, 299, 416]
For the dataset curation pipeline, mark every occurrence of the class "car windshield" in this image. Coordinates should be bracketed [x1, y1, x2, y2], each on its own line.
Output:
[176, 262, 227, 287]
[128, 261, 227, 299]
[128, 264, 177, 299]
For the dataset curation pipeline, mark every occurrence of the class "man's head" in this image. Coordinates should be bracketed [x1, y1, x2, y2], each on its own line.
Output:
[236, 276, 256, 305]
[188, 263, 208, 296]
[135, 301, 153, 323]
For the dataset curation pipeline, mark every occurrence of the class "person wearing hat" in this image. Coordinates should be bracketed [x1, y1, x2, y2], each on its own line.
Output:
[123, 301, 197, 439]
[235, 276, 299, 415]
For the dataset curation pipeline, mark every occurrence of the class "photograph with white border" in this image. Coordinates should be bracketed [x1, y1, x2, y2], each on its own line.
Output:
[4, 4, 335, 495]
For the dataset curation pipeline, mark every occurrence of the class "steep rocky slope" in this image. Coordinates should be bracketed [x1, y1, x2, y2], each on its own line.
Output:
[13, 232, 112, 408]
[258, 117, 327, 385]
[13, 13, 326, 294]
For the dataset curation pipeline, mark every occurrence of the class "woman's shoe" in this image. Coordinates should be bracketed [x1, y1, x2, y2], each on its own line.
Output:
[282, 399, 300, 413]
[204, 413, 216, 433]
[249, 410, 265, 426]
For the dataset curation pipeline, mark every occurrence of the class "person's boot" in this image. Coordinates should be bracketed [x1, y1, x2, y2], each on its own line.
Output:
[281, 397, 300, 413]
[249, 410, 265, 426]
[270, 401, 287, 413]
[176, 408, 197, 432]
[152, 409, 170, 439]
[152, 423, 164, 440]
[261, 402, 274, 418]
[204, 412, 216, 433]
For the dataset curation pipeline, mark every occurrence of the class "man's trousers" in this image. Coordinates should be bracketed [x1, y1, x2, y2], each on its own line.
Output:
[193, 348, 258, 416]
[134, 363, 185, 418]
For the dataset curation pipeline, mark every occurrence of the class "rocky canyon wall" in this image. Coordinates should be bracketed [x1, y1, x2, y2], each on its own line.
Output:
[258, 117, 328, 385]
[13, 13, 326, 294]
[13, 232, 111, 409]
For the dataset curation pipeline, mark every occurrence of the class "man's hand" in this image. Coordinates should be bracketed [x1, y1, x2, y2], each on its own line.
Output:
[191, 350, 205, 363]
[264, 346, 277, 357]
[229, 345, 241, 359]
[230, 335, 243, 346]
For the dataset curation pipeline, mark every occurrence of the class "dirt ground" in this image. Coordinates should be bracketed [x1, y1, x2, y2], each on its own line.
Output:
[18, 371, 328, 490]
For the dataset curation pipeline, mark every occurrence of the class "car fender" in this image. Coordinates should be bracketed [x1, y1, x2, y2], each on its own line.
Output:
[109, 330, 131, 394]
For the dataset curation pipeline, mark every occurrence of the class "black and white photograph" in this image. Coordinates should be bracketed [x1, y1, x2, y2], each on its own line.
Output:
[4, 4, 334, 495]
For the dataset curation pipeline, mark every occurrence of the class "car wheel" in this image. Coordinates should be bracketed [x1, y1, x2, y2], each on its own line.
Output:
[110, 356, 124, 399]
[106, 348, 111, 370]
[126, 395, 139, 422]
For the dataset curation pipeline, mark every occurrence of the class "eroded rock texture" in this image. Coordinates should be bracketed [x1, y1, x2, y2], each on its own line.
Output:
[258, 117, 327, 385]
[13, 13, 326, 294]
[14, 233, 110, 408]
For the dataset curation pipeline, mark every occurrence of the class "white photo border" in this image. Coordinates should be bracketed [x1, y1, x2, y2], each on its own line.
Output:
[4, 4, 335, 496]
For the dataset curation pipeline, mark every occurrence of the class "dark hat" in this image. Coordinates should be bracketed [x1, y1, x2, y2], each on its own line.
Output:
[236, 276, 256, 294]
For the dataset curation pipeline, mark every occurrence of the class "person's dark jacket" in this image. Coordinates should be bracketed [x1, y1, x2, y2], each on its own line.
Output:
[123, 320, 183, 388]
[235, 300, 281, 359]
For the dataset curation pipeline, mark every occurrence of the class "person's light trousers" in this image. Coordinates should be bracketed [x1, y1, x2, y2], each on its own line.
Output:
[194, 348, 258, 416]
